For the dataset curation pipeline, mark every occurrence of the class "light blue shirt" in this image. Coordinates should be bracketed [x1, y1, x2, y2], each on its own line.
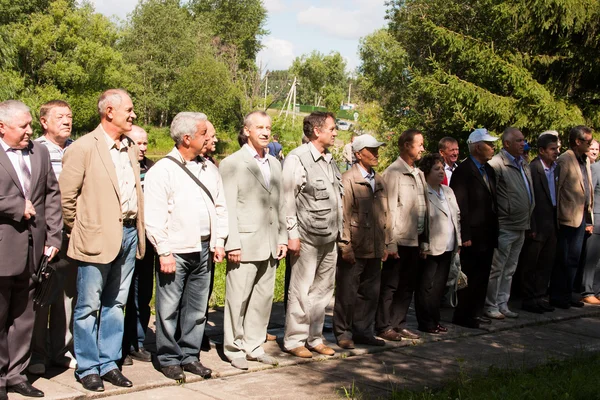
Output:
[540, 159, 557, 207]
[357, 164, 375, 192]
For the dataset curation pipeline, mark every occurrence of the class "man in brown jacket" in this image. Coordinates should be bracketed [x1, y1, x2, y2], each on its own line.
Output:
[375, 129, 428, 341]
[549, 126, 594, 309]
[334, 134, 388, 349]
[60, 89, 145, 392]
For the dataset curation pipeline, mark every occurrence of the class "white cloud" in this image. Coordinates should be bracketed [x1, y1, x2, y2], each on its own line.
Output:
[263, 0, 285, 13]
[257, 36, 296, 71]
[88, 0, 138, 20]
[296, 4, 386, 40]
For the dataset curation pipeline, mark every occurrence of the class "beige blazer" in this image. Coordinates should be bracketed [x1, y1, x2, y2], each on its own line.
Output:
[556, 149, 593, 228]
[219, 146, 287, 262]
[59, 125, 145, 263]
[426, 184, 461, 256]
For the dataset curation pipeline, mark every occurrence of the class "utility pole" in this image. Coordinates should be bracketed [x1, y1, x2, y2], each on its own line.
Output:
[263, 72, 269, 110]
[347, 82, 352, 105]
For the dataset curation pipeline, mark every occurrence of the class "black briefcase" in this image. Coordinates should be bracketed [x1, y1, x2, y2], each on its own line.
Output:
[32, 254, 63, 309]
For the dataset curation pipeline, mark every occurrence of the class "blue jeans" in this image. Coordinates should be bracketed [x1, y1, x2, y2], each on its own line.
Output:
[550, 219, 586, 304]
[155, 243, 211, 367]
[73, 226, 137, 378]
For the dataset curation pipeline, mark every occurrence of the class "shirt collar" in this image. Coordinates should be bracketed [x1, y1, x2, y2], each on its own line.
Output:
[501, 148, 522, 167]
[470, 155, 485, 170]
[540, 158, 556, 171]
[357, 163, 374, 180]
[444, 162, 457, 171]
[308, 142, 333, 163]
[0, 137, 30, 153]
[0, 137, 10, 152]
[102, 127, 129, 151]
[244, 143, 268, 162]
[397, 156, 415, 173]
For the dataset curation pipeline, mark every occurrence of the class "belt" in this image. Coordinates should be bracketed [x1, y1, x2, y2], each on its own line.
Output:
[201, 235, 210, 242]
[123, 218, 137, 227]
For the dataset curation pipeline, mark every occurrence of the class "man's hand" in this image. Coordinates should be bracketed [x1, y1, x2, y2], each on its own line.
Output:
[24, 200, 36, 220]
[227, 249, 241, 264]
[277, 245, 287, 260]
[288, 238, 300, 257]
[387, 251, 399, 259]
[341, 247, 356, 264]
[586, 225, 594, 234]
[462, 240, 472, 247]
[44, 246, 58, 261]
[159, 254, 177, 274]
[213, 247, 225, 263]
[382, 250, 389, 262]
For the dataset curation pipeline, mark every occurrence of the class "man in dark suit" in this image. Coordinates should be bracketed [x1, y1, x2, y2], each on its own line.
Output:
[0, 100, 63, 399]
[580, 150, 600, 304]
[450, 128, 499, 329]
[518, 133, 560, 313]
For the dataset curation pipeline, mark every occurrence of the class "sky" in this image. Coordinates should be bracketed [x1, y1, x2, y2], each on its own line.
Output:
[89, 0, 389, 73]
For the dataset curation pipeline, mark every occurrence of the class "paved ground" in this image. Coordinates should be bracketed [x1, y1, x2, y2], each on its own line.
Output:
[15, 301, 600, 400]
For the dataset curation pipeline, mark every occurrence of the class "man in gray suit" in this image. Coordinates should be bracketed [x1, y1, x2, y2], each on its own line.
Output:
[219, 111, 287, 369]
[580, 156, 600, 304]
[0, 100, 63, 399]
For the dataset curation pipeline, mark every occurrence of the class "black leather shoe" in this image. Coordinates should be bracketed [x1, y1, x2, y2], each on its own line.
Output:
[8, 382, 44, 397]
[549, 300, 570, 309]
[122, 354, 133, 366]
[522, 303, 545, 314]
[539, 302, 555, 312]
[571, 300, 585, 308]
[183, 361, 212, 378]
[354, 336, 385, 346]
[76, 373, 105, 392]
[102, 369, 133, 387]
[161, 365, 186, 381]
[0, 387, 7, 400]
[130, 348, 152, 362]
[474, 317, 492, 325]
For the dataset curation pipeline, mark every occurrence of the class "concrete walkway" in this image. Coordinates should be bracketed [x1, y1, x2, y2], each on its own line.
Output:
[16, 302, 600, 400]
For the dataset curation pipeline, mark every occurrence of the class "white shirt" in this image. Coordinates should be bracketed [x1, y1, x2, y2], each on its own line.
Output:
[244, 144, 270, 188]
[0, 137, 31, 195]
[103, 130, 137, 219]
[444, 162, 457, 184]
[144, 147, 228, 255]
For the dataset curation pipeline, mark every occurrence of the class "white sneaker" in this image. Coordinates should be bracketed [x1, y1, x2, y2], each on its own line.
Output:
[501, 309, 519, 318]
[28, 363, 46, 375]
[484, 310, 505, 319]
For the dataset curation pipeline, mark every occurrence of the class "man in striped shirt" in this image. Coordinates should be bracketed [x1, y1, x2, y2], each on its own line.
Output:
[30, 100, 77, 375]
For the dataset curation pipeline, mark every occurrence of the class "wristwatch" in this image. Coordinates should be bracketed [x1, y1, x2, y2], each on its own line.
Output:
[160, 252, 171, 257]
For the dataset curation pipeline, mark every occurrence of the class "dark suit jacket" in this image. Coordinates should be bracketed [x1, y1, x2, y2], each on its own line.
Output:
[0, 140, 63, 277]
[528, 157, 559, 240]
[450, 156, 498, 251]
[591, 162, 600, 233]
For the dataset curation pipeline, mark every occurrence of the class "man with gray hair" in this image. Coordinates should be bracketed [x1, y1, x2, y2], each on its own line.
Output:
[144, 112, 228, 381]
[60, 89, 145, 392]
[485, 127, 534, 320]
[0, 100, 62, 399]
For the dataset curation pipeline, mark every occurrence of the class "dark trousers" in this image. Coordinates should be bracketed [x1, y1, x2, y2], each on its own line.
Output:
[550, 220, 586, 304]
[581, 233, 600, 297]
[123, 238, 156, 354]
[519, 230, 557, 306]
[415, 251, 452, 330]
[375, 246, 419, 333]
[284, 253, 292, 311]
[333, 257, 381, 341]
[0, 239, 35, 389]
[453, 247, 494, 322]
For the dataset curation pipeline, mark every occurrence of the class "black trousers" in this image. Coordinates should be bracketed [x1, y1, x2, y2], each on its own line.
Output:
[415, 251, 452, 330]
[375, 246, 419, 333]
[333, 257, 381, 341]
[518, 230, 557, 305]
[123, 238, 156, 354]
[550, 221, 586, 304]
[453, 247, 494, 322]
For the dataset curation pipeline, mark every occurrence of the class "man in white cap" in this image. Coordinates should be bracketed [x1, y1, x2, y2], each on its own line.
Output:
[450, 128, 499, 329]
[334, 134, 389, 349]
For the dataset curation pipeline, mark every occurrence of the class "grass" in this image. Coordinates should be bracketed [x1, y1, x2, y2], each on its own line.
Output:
[340, 352, 600, 400]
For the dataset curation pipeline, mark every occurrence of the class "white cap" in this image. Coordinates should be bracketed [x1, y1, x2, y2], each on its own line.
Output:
[539, 130, 559, 138]
[352, 134, 386, 152]
[467, 128, 499, 144]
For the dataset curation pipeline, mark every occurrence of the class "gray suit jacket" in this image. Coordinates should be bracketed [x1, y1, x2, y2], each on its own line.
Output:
[0, 141, 63, 276]
[219, 146, 287, 262]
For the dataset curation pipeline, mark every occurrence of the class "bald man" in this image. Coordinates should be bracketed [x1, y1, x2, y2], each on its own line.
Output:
[121, 126, 156, 366]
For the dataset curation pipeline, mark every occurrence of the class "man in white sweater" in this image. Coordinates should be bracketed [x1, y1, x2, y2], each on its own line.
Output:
[144, 112, 228, 382]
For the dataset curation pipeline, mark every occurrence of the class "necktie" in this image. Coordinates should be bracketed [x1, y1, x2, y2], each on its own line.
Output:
[12, 149, 31, 199]
[480, 165, 491, 192]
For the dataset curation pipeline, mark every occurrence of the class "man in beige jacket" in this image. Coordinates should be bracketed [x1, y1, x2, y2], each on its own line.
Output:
[60, 89, 145, 392]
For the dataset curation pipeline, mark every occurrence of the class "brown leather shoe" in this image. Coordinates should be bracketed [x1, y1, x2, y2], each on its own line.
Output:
[286, 346, 313, 358]
[396, 328, 420, 340]
[306, 343, 335, 356]
[265, 333, 277, 342]
[377, 329, 402, 341]
[337, 339, 355, 349]
[582, 296, 600, 305]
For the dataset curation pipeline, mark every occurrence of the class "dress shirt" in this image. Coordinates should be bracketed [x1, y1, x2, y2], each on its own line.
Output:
[428, 184, 456, 252]
[0, 137, 32, 194]
[144, 147, 228, 255]
[103, 130, 137, 219]
[540, 159, 557, 207]
[577, 153, 591, 208]
[244, 143, 270, 188]
[357, 163, 375, 192]
[502, 149, 533, 203]
[444, 162, 457, 184]
[34, 136, 72, 180]
[283, 142, 336, 240]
